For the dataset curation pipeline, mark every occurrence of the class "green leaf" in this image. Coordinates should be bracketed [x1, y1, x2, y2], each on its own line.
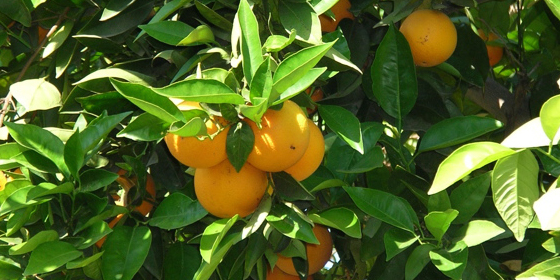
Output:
[405, 244, 436, 280]
[135, 0, 192, 40]
[545, 0, 560, 21]
[424, 209, 459, 242]
[139, 21, 190, 45]
[263, 33, 295, 53]
[26, 182, 73, 200]
[370, 24, 417, 121]
[237, 0, 263, 84]
[452, 220, 506, 247]
[0, 259, 23, 279]
[308, 207, 362, 239]
[540, 95, 560, 142]
[336, 146, 384, 173]
[319, 105, 363, 154]
[344, 187, 418, 233]
[74, 68, 155, 86]
[516, 257, 560, 280]
[272, 42, 333, 98]
[419, 116, 503, 152]
[429, 241, 468, 280]
[9, 230, 59, 255]
[0, 0, 31, 27]
[384, 228, 418, 261]
[226, 121, 254, 172]
[101, 226, 152, 280]
[177, 25, 214, 46]
[428, 142, 515, 195]
[0, 142, 24, 170]
[111, 79, 184, 123]
[79, 169, 119, 192]
[10, 78, 62, 114]
[195, 1, 233, 31]
[278, 0, 321, 43]
[249, 57, 273, 102]
[154, 79, 245, 104]
[200, 216, 239, 263]
[101, 0, 136, 21]
[502, 118, 559, 148]
[542, 236, 560, 254]
[244, 233, 267, 279]
[449, 172, 491, 224]
[194, 232, 240, 280]
[77, 221, 113, 249]
[533, 188, 560, 231]
[149, 192, 208, 230]
[272, 68, 327, 106]
[23, 241, 82, 275]
[491, 149, 539, 241]
[266, 203, 318, 244]
[5, 122, 68, 176]
[163, 243, 201, 280]
[67, 252, 104, 269]
[43, 20, 74, 58]
[271, 172, 315, 202]
[77, 0, 153, 38]
[117, 113, 169, 141]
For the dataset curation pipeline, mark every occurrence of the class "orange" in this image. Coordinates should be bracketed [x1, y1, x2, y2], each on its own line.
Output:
[114, 171, 156, 216]
[305, 88, 324, 115]
[478, 29, 503, 67]
[96, 171, 157, 248]
[319, 0, 354, 33]
[38, 26, 49, 43]
[275, 225, 333, 276]
[267, 267, 312, 279]
[94, 213, 124, 248]
[194, 158, 268, 218]
[284, 119, 324, 181]
[0, 171, 6, 191]
[246, 100, 310, 172]
[164, 101, 229, 168]
[400, 9, 457, 67]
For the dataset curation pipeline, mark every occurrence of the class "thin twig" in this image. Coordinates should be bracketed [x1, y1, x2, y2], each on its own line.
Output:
[0, 7, 70, 128]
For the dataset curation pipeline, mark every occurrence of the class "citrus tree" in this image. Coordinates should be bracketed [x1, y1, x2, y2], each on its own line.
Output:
[0, 0, 559, 279]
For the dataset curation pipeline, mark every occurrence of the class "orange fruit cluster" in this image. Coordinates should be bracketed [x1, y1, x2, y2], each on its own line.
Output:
[400, 9, 457, 67]
[164, 100, 325, 219]
[319, 0, 354, 33]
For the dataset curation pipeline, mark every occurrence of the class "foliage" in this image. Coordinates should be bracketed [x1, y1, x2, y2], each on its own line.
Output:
[0, 0, 559, 279]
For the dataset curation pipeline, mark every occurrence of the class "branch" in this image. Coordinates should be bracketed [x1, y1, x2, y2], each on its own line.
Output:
[0, 7, 70, 128]
[465, 77, 531, 135]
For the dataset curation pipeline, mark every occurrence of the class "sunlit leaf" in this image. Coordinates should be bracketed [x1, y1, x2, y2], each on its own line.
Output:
[491, 149, 539, 241]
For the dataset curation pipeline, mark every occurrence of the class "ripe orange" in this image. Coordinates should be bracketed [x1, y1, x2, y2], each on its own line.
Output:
[400, 9, 457, 67]
[164, 101, 229, 168]
[0, 171, 6, 191]
[478, 29, 503, 67]
[305, 88, 324, 115]
[113, 171, 156, 216]
[96, 171, 157, 248]
[319, 0, 354, 33]
[37, 25, 49, 43]
[94, 213, 124, 248]
[194, 159, 268, 218]
[267, 267, 313, 279]
[246, 100, 310, 172]
[284, 119, 324, 181]
[275, 225, 333, 276]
